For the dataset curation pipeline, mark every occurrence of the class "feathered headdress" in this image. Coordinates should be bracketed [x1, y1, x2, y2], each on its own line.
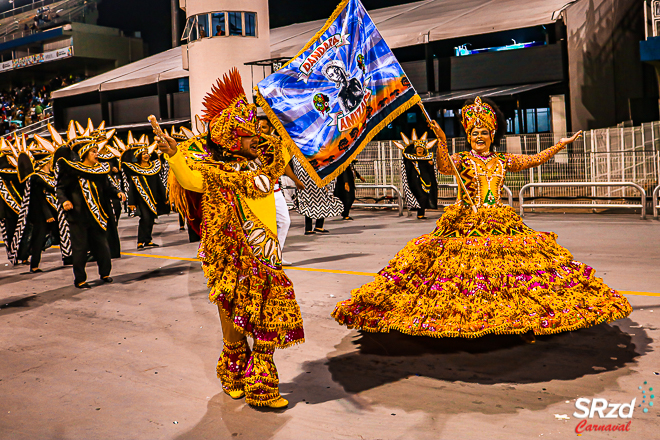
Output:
[65, 120, 101, 160]
[461, 96, 498, 138]
[202, 68, 258, 152]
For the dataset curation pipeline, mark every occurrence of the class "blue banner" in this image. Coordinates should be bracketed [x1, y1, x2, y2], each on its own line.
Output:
[256, 0, 420, 186]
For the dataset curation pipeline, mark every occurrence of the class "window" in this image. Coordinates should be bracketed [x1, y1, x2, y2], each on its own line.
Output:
[189, 17, 199, 41]
[181, 16, 194, 41]
[183, 12, 257, 41]
[197, 14, 209, 39]
[212, 12, 226, 36]
[228, 12, 242, 36]
[536, 108, 551, 132]
[526, 109, 536, 133]
[244, 12, 256, 37]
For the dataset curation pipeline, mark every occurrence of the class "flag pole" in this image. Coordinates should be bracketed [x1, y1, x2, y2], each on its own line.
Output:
[417, 102, 477, 213]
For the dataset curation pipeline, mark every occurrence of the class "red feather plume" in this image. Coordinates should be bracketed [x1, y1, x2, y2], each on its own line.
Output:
[201, 68, 246, 123]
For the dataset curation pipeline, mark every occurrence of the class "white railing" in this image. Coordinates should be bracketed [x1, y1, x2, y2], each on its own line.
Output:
[353, 184, 404, 216]
[0, 0, 97, 44]
[653, 184, 660, 219]
[1, 113, 53, 140]
[519, 182, 647, 220]
[358, 121, 660, 207]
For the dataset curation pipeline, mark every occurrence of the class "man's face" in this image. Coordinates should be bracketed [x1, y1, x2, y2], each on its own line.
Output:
[258, 119, 271, 135]
[237, 136, 259, 160]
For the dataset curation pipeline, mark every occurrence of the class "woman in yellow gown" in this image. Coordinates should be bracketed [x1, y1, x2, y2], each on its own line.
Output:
[332, 97, 632, 342]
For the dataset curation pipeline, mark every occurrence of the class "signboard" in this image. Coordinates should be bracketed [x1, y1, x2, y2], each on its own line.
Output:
[0, 46, 73, 73]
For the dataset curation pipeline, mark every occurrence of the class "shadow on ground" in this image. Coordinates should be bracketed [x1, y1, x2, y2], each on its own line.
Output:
[281, 319, 651, 414]
[174, 393, 291, 440]
[174, 319, 652, 438]
[0, 264, 191, 315]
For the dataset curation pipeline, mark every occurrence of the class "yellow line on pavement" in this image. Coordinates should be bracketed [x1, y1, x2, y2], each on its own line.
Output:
[619, 291, 660, 298]
[3, 247, 658, 297]
[118, 252, 660, 297]
[120, 252, 200, 262]
[120, 251, 377, 276]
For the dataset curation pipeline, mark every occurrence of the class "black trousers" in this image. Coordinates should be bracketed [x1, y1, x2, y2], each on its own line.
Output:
[417, 208, 426, 217]
[30, 218, 57, 269]
[339, 191, 355, 218]
[112, 199, 122, 222]
[305, 217, 324, 232]
[69, 221, 111, 285]
[137, 203, 156, 245]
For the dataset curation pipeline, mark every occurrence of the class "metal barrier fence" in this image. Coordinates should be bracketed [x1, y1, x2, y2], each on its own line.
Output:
[519, 182, 647, 219]
[353, 121, 660, 212]
[654, 185, 660, 219]
[353, 184, 404, 216]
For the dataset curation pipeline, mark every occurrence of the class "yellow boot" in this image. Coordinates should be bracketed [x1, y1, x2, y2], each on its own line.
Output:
[216, 338, 250, 399]
[244, 341, 288, 408]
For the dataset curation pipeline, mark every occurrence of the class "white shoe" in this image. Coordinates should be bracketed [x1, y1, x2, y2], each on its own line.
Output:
[282, 259, 293, 266]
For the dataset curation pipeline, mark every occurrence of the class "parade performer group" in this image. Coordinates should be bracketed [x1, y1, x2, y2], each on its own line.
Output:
[332, 97, 632, 343]
[0, 84, 635, 410]
[154, 69, 304, 408]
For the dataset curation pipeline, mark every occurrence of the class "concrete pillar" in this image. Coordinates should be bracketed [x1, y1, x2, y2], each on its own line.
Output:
[182, 0, 271, 119]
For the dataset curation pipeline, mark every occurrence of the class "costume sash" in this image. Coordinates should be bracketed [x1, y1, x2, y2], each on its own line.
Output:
[8, 178, 31, 264]
[79, 177, 108, 230]
[0, 177, 22, 214]
[131, 175, 158, 215]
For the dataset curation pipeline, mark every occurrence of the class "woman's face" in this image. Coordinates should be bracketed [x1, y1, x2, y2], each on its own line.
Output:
[469, 127, 492, 155]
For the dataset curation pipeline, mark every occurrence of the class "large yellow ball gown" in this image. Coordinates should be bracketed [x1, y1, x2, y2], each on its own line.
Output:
[332, 145, 632, 338]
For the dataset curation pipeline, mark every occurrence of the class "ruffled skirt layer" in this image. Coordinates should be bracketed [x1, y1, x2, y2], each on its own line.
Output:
[332, 204, 632, 338]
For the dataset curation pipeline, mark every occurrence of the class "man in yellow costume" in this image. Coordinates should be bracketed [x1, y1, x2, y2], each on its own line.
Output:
[154, 69, 304, 409]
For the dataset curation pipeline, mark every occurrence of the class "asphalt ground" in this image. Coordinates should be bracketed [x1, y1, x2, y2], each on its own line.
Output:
[1, 208, 659, 440]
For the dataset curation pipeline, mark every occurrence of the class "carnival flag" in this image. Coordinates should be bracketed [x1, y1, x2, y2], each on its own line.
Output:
[256, 0, 420, 186]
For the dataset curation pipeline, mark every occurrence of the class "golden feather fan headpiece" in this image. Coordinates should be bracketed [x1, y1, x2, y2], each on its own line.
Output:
[393, 129, 438, 161]
[202, 68, 259, 152]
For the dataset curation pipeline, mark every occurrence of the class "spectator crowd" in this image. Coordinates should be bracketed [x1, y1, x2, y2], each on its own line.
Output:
[0, 75, 85, 137]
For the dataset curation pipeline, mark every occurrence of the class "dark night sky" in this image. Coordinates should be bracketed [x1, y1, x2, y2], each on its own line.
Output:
[95, 0, 419, 56]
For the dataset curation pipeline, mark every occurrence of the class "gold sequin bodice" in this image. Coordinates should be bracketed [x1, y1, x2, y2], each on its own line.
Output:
[456, 151, 508, 207]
